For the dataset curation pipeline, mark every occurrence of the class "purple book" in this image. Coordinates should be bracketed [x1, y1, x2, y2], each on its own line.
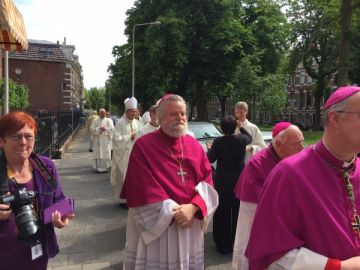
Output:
[43, 198, 74, 224]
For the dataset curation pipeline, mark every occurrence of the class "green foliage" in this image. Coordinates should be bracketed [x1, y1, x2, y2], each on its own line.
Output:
[0, 79, 29, 110]
[107, 0, 289, 119]
[84, 87, 106, 111]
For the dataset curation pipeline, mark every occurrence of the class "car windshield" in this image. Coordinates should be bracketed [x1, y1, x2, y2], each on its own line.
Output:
[188, 123, 222, 139]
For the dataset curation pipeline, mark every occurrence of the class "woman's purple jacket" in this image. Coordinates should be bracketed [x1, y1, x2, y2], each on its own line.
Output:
[30, 155, 66, 258]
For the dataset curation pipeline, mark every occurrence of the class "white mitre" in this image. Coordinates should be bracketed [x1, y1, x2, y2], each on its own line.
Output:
[124, 96, 138, 111]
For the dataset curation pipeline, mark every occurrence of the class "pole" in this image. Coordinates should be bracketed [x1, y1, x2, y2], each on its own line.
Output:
[132, 21, 161, 98]
[4, 51, 9, 114]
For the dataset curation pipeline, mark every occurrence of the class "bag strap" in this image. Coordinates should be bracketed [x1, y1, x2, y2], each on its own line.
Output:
[30, 153, 57, 189]
[0, 154, 9, 195]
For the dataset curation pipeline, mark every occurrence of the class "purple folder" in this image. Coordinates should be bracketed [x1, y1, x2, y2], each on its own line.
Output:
[43, 198, 75, 224]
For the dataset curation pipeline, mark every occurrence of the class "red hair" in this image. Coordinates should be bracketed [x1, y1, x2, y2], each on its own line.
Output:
[0, 111, 38, 137]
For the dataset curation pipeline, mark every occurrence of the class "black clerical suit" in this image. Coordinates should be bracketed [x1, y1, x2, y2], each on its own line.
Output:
[207, 127, 251, 255]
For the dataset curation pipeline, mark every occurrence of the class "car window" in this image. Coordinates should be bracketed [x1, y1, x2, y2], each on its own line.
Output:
[188, 123, 222, 139]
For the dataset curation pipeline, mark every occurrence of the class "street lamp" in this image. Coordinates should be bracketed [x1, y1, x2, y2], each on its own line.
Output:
[132, 21, 161, 97]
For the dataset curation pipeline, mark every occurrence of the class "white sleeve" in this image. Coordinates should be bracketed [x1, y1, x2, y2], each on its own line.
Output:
[195, 181, 219, 232]
[250, 127, 266, 154]
[268, 247, 328, 270]
[130, 199, 179, 245]
[232, 201, 257, 270]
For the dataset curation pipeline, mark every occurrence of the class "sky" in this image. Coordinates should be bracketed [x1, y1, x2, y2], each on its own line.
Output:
[14, 0, 135, 89]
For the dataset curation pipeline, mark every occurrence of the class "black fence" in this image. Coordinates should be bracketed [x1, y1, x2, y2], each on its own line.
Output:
[33, 110, 83, 158]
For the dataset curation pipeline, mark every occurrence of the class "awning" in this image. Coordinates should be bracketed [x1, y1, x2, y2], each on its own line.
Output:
[0, 0, 27, 51]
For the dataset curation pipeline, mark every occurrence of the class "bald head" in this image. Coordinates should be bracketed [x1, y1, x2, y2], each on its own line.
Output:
[272, 125, 304, 159]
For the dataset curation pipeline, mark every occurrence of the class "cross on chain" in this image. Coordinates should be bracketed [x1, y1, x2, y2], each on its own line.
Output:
[177, 165, 187, 183]
[352, 214, 360, 235]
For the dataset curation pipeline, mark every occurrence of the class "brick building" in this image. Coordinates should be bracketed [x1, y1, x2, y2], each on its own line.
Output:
[3, 39, 83, 114]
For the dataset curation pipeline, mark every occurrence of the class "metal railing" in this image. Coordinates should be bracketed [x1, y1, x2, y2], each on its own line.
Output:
[34, 110, 82, 158]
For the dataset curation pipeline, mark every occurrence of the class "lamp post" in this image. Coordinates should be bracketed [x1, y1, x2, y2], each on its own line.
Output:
[132, 21, 161, 97]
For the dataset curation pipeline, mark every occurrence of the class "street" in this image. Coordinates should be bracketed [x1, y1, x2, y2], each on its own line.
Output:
[48, 127, 232, 270]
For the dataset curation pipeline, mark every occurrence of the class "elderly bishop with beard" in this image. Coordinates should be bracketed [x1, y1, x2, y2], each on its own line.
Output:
[120, 94, 219, 269]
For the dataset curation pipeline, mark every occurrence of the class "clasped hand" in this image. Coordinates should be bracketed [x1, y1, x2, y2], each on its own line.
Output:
[173, 204, 198, 228]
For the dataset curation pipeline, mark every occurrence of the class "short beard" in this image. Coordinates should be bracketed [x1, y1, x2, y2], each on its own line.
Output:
[162, 122, 188, 138]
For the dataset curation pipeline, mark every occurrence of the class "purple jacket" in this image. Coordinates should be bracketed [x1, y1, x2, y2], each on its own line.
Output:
[30, 155, 65, 258]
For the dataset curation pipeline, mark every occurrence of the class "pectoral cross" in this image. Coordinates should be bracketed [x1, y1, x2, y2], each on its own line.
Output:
[352, 214, 360, 235]
[177, 165, 187, 183]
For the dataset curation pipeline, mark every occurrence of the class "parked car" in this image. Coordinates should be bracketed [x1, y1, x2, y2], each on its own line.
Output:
[188, 121, 223, 171]
[261, 131, 272, 145]
[188, 121, 223, 150]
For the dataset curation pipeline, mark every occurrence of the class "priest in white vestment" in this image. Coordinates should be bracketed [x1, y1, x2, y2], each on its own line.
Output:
[110, 97, 142, 206]
[136, 105, 159, 138]
[120, 94, 219, 270]
[234, 101, 266, 163]
[90, 108, 114, 172]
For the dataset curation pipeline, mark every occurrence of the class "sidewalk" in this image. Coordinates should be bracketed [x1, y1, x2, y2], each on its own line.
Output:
[48, 127, 232, 270]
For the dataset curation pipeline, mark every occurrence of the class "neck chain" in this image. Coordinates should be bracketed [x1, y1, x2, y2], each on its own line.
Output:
[159, 133, 187, 183]
[314, 144, 360, 236]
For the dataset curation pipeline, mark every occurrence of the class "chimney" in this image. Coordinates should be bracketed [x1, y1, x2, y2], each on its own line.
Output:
[63, 37, 66, 45]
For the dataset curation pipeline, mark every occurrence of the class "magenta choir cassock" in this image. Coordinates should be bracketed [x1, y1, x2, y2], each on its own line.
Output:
[245, 140, 360, 270]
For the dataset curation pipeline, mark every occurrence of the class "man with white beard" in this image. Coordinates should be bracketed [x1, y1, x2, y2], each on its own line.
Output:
[110, 97, 142, 208]
[120, 94, 219, 269]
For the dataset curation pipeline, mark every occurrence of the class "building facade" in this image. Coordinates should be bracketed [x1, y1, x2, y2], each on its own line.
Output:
[3, 38, 83, 114]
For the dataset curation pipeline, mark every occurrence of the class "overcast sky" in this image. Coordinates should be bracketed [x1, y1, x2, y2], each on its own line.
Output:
[14, 0, 135, 89]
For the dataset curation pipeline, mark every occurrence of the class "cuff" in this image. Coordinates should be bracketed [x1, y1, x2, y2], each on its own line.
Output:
[325, 259, 341, 270]
[191, 193, 207, 219]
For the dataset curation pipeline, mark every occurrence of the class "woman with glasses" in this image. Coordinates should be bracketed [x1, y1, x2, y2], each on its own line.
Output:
[0, 111, 74, 269]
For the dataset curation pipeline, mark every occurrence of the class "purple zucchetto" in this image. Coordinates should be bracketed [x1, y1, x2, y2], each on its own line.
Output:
[324, 86, 360, 111]
[272, 122, 292, 138]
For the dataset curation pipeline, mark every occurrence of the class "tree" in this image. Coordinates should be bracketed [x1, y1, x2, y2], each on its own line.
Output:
[287, 0, 340, 130]
[337, 0, 360, 85]
[108, 0, 289, 120]
[84, 87, 106, 111]
[0, 79, 29, 110]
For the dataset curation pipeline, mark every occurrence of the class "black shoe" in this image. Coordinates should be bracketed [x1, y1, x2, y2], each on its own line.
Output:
[89, 149, 93, 152]
[119, 203, 129, 209]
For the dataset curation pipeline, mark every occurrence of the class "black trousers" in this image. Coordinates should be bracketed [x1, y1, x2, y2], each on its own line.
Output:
[213, 190, 240, 255]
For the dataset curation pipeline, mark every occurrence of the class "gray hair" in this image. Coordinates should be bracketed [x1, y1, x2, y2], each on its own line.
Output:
[156, 95, 186, 123]
[235, 101, 248, 112]
[149, 105, 157, 114]
[323, 98, 350, 126]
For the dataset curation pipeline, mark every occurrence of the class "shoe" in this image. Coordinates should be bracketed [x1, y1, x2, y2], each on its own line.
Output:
[119, 203, 129, 209]
[89, 149, 93, 152]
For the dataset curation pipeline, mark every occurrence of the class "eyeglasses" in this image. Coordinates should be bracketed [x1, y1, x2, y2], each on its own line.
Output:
[8, 133, 35, 142]
[336, 111, 360, 117]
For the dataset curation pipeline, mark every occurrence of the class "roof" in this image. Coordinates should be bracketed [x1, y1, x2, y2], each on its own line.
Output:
[3, 40, 67, 62]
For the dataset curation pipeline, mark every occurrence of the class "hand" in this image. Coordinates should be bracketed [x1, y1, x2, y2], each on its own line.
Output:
[237, 120, 243, 129]
[173, 204, 198, 228]
[341, 256, 360, 269]
[131, 133, 136, 141]
[0, 203, 12, 221]
[206, 141, 212, 150]
[100, 127, 106, 132]
[246, 145, 253, 152]
[52, 211, 75, 229]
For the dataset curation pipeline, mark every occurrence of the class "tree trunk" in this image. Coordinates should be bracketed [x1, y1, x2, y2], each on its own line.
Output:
[312, 79, 326, 131]
[196, 79, 208, 120]
[219, 96, 227, 118]
[337, 0, 352, 86]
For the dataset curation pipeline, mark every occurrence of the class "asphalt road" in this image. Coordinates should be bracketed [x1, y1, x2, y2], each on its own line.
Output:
[48, 127, 233, 270]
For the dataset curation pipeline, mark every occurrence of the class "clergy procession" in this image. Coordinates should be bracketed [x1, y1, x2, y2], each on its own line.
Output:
[81, 86, 360, 270]
[79, 86, 360, 270]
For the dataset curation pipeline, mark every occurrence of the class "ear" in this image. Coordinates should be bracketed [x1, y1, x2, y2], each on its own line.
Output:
[327, 111, 341, 127]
